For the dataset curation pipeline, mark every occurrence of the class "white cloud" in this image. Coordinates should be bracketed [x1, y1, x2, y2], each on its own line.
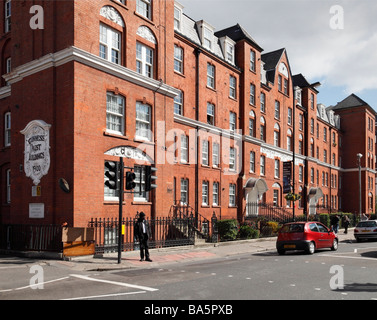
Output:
[179, 0, 377, 100]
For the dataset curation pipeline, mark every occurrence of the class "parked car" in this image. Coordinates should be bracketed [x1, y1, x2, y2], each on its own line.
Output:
[276, 222, 338, 255]
[354, 220, 377, 242]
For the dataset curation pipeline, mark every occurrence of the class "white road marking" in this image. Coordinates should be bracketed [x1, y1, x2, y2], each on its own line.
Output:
[0, 277, 69, 293]
[61, 291, 146, 300]
[70, 274, 159, 292]
[319, 254, 377, 261]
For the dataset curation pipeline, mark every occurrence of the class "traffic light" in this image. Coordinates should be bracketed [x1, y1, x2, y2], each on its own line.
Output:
[126, 171, 136, 190]
[105, 161, 119, 190]
[145, 166, 157, 192]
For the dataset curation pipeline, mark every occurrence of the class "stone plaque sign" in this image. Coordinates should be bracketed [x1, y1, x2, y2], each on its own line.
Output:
[21, 120, 51, 185]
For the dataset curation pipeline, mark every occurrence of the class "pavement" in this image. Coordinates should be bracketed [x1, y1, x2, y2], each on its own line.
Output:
[48, 228, 356, 272]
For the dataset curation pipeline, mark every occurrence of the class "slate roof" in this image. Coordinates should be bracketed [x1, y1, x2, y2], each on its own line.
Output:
[261, 48, 285, 84]
[331, 94, 370, 110]
[214, 24, 263, 52]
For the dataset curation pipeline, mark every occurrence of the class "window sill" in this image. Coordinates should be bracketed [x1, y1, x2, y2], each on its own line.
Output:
[104, 130, 129, 140]
[132, 201, 152, 205]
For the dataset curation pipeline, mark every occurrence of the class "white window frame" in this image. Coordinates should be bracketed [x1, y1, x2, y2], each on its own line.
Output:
[100, 24, 121, 65]
[250, 49, 255, 72]
[212, 142, 219, 168]
[260, 155, 265, 176]
[174, 90, 183, 115]
[229, 184, 236, 207]
[5, 0, 11, 33]
[250, 83, 255, 106]
[229, 112, 236, 132]
[180, 178, 188, 205]
[250, 151, 255, 173]
[229, 147, 235, 171]
[213, 182, 219, 206]
[202, 140, 209, 166]
[274, 159, 280, 178]
[181, 135, 188, 163]
[202, 181, 209, 205]
[136, 42, 154, 78]
[4, 112, 11, 147]
[207, 103, 215, 125]
[136, 0, 151, 19]
[229, 76, 236, 98]
[174, 5, 182, 31]
[174, 45, 183, 74]
[134, 166, 149, 202]
[135, 102, 152, 141]
[207, 63, 215, 88]
[203, 27, 213, 50]
[106, 93, 125, 135]
[6, 169, 10, 204]
[260, 92, 265, 112]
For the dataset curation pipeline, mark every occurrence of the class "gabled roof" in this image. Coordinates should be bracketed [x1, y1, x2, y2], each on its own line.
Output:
[330, 94, 376, 115]
[261, 48, 286, 84]
[214, 24, 263, 52]
[261, 48, 285, 71]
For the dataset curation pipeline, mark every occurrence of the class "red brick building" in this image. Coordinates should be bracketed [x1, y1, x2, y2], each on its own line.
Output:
[0, 0, 375, 228]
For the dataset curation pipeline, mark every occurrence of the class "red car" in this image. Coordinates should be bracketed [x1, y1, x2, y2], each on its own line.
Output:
[276, 222, 338, 255]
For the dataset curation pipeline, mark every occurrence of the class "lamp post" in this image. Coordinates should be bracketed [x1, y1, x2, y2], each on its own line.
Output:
[357, 153, 363, 219]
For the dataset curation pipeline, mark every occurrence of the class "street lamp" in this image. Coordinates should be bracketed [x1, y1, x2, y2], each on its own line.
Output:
[357, 153, 363, 219]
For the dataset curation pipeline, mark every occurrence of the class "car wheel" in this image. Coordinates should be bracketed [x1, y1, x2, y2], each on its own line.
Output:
[306, 241, 315, 255]
[331, 239, 338, 251]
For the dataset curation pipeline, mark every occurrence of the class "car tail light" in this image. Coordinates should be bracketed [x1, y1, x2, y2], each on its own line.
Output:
[373, 229, 377, 232]
[354, 229, 359, 233]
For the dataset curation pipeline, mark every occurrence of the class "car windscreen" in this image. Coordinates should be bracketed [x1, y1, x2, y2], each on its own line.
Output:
[280, 224, 304, 233]
[357, 221, 377, 228]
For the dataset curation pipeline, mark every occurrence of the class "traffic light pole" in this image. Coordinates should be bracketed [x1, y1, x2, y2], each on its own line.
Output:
[118, 157, 124, 264]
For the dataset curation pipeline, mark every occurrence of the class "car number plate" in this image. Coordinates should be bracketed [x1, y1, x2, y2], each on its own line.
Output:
[284, 245, 296, 249]
[362, 230, 370, 233]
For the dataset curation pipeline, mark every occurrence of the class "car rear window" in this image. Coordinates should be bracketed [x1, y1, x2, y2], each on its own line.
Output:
[280, 224, 304, 233]
[357, 221, 377, 228]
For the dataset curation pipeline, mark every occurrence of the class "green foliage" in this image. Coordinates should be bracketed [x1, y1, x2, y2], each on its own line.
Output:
[238, 224, 260, 239]
[216, 219, 239, 241]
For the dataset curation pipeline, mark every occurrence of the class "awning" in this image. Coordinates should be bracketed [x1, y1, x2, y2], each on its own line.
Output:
[244, 178, 268, 195]
[308, 187, 323, 202]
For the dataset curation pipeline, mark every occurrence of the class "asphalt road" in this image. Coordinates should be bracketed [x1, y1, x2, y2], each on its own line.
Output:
[1, 239, 377, 302]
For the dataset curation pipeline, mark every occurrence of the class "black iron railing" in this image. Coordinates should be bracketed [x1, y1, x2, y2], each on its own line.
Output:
[0, 224, 62, 252]
[89, 216, 199, 254]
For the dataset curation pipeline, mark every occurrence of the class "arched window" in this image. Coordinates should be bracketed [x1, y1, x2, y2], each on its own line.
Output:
[260, 116, 266, 142]
[274, 123, 280, 147]
[249, 110, 255, 137]
[136, 26, 157, 78]
[99, 6, 125, 65]
[287, 129, 292, 151]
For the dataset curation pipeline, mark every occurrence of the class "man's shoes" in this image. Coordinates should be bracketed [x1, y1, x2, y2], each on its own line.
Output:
[140, 258, 144, 261]
[145, 258, 153, 262]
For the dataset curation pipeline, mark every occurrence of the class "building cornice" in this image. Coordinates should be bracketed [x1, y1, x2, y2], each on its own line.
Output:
[3, 46, 180, 98]
[0, 85, 11, 99]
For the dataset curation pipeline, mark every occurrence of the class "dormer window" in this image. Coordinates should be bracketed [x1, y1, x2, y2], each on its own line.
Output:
[197, 20, 215, 52]
[226, 43, 234, 64]
[219, 36, 236, 65]
[174, 2, 184, 31]
[204, 27, 213, 50]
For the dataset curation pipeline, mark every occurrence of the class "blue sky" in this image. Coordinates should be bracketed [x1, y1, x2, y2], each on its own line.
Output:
[179, 0, 377, 110]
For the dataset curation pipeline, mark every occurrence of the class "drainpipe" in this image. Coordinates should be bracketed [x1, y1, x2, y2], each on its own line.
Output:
[194, 48, 201, 215]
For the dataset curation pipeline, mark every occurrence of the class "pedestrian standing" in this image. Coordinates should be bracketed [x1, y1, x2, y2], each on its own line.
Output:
[331, 214, 340, 234]
[134, 212, 152, 262]
[342, 215, 350, 234]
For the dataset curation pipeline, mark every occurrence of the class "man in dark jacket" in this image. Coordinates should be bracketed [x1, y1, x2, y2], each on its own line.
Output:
[134, 212, 152, 262]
